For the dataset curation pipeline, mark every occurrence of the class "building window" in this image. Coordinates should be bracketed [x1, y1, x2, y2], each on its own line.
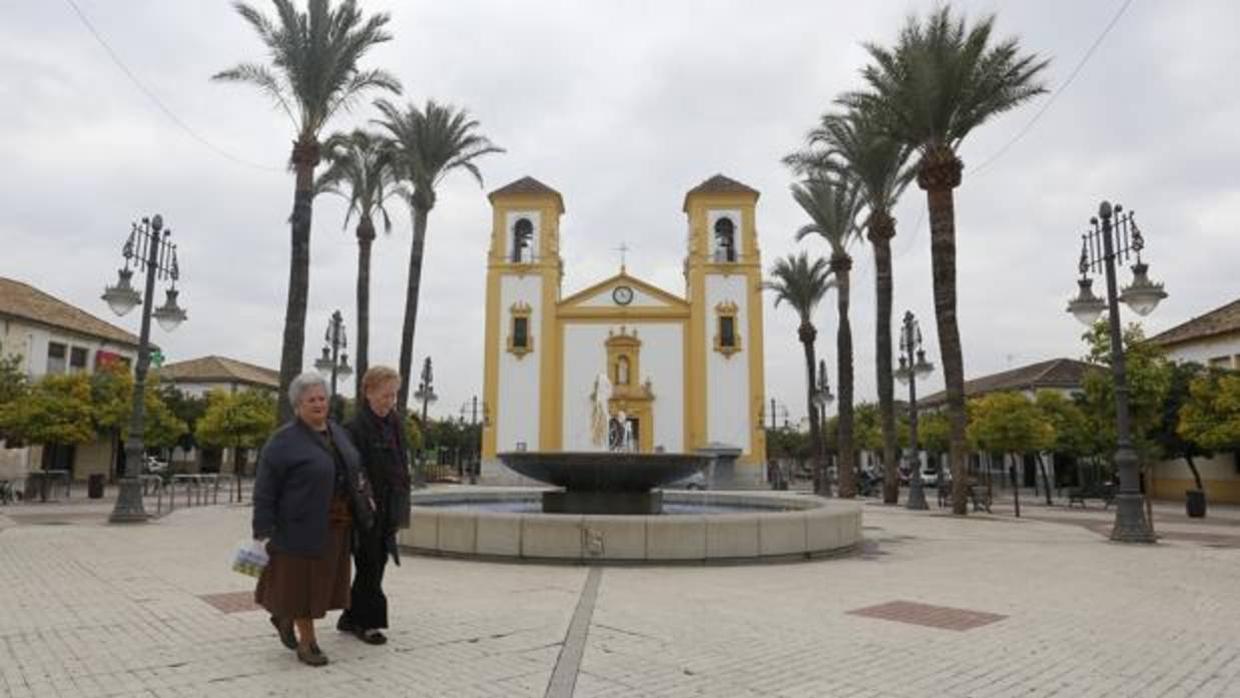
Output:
[720, 317, 736, 347]
[714, 217, 736, 262]
[713, 301, 741, 357]
[1208, 356, 1232, 370]
[507, 302, 533, 358]
[47, 342, 67, 374]
[69, 347, 88, 374]
[511, 218, 534, 263]
[513, 318, 529, 348]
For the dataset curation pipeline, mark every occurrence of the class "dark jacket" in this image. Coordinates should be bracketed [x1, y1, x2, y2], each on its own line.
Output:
[345, 405, 412, 535]
[252, 419, 374, 556]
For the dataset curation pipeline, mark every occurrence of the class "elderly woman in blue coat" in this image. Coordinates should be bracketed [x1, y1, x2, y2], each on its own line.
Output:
[252, 371, 373, 667]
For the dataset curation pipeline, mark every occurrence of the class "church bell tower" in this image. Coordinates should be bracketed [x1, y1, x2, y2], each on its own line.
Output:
[683, 175, 767, 470]
[481, 177, 565, 464]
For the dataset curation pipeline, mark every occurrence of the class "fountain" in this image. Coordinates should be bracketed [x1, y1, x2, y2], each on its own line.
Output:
[399, 372, 862, 562]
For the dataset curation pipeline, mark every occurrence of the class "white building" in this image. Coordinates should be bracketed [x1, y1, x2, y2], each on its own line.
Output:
[1149, 297, 1240, 503]
[479, 175, 768, 486]
[0, 276, 139, 484]
[157, 355, 279, 473]
[920, 357, 1093, 492]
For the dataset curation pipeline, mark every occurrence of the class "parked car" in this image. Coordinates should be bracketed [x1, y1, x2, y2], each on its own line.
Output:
[920, 464, 939, 487]
[668, 470, 708, 490]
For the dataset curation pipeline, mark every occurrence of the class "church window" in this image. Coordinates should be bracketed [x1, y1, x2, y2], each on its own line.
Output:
[713, 301, 741, 357]
[513, 318, 529, 347]
[507, 302, 533, 357]
[511, 218, 534, 263]
[714, 217, 736, 262]
[720, 317, 736, 347]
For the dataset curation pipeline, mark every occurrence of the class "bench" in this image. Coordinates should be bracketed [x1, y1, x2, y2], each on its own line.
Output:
[1067, 484, 1115, 509]
[937, 483, 992, 513]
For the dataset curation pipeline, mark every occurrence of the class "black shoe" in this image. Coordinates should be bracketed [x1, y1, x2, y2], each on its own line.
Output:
[297, 643, 328, 667]
[270, 616, 297, 651]
[336, 616, 358, 633]
[355, 628, 387, 645]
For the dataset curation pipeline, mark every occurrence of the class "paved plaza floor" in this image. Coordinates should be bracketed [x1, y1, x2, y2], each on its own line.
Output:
[1, 489, 1238, 697]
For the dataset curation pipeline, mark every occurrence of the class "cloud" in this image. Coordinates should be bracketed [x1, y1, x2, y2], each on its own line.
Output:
[2, 0, 1237, 427]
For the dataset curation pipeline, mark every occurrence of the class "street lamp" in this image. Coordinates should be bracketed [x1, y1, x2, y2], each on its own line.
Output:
[101, 214, 186, 523]
[413, 357, 438, 424]
[1066, 201, 1165, 543]
[812, 358, 834, 494]
[895, 311, 935, 510]
[411, 357, 437, 488]
[314, 310, 352, 420]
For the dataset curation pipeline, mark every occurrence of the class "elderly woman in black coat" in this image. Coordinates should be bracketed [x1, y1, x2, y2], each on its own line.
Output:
[252, 371, 373, 667]
[336, 365, 412, 645]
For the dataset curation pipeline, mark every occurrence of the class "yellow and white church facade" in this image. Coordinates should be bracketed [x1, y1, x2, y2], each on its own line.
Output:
[480, 174, 767, 486]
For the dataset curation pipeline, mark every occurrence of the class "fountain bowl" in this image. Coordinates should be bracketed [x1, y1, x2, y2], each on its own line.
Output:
[498, 451, 711, 492]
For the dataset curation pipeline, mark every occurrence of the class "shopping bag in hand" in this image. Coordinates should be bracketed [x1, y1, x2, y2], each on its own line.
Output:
[230, 539, 269, 578]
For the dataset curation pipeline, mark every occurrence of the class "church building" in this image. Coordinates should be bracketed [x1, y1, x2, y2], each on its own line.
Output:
[480, 175, 767, 486]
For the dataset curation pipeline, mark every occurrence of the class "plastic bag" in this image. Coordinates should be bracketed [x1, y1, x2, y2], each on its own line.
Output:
[231, 539, 269, 578]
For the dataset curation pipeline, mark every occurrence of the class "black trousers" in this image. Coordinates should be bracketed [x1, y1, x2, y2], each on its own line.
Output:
[340, 525, 389, 629]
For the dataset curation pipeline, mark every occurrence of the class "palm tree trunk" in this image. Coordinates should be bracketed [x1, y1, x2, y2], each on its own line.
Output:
[276, 135, 321, 423]
[834, 255, 856, 499]
[870, 215, 899, 504]
[397, 205, 430, 412]
[354, 218, 376, 403]
[799, 323, 829, 496]
[919, 148, 969, 515]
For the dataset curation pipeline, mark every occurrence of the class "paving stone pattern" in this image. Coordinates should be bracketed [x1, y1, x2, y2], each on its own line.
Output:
[0, 501, 1238, 697]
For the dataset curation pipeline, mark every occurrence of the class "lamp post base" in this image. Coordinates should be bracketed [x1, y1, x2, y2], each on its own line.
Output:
[906, 479, 929, 510]
[108, 478, 150, 523]
[1109, 493, 1156, 543]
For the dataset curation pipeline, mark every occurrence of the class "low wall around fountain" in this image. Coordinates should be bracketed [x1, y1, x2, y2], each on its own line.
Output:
[398, 490, 862, 563]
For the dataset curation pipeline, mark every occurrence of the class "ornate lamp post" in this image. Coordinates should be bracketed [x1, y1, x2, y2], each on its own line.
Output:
[1066, 201, 1166, 543]
[812, 358, 834, 494]
[411, 357, 437, 488]
[101, 214, 186, 523]
[313, 310, 352, 420]
[413, 357, 437, 424]
[894, 310, 935, 510]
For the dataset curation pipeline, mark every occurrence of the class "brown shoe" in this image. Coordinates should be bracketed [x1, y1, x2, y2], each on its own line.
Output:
[296, 643, 328, 667]
[270, 616, 297, 651]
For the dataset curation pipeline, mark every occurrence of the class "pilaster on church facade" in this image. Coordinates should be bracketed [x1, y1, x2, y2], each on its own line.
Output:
[480, 174, 766, 487]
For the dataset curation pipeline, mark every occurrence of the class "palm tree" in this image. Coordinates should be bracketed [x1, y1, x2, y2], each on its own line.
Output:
[317, 129, 407, 401]
[764, 253, 834, 495]
[374, 99, 504, 411]
[792, 177, 863, 498]
[848, 7, 1048, 513]
[786, 106, 915, 504]
[214, 0, 401, 422]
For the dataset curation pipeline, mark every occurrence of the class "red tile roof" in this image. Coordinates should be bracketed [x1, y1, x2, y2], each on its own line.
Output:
[0, 276, 139, 347]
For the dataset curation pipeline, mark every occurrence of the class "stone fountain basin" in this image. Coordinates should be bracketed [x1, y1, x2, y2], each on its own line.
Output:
[498, 451, 711, 492]
[397, 489, 863, 563]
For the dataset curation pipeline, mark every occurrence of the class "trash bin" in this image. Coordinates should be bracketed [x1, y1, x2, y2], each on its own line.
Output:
[88, 474, 105, 499]
[1186, 489, 1207, 518]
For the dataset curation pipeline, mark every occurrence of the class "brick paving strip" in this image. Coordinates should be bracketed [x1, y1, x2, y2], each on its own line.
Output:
[198, 590, 262, 614]
[544, 566, 603, 698]
[847, 600, 1007, 631]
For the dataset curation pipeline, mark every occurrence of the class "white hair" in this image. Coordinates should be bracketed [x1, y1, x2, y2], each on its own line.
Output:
[288, 371, 328, 408]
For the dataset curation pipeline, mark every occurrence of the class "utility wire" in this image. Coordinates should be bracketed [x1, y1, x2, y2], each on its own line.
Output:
[64, 0, 284, 173]
[972, 0, 1134, 175]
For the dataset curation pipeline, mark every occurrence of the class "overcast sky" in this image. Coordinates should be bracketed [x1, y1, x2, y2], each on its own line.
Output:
[2, 0, 1238, 425]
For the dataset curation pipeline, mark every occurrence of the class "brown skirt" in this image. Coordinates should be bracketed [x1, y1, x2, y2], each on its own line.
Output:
[255, 500, 352, 620]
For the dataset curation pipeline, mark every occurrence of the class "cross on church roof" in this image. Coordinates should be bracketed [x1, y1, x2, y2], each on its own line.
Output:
[614, 242, 630, 271]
